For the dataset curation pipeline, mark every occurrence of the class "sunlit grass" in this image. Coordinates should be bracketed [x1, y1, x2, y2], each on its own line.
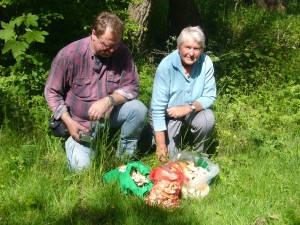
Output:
[0, 110, 299, 225]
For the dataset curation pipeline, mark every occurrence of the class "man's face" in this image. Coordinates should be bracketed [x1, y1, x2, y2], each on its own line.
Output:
[92, 28, 121, 57]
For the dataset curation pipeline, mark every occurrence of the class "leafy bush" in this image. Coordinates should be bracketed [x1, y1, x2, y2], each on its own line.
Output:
[0, 12, 49, 131]
[136, 60, 156, 108]
[207, 2, 300, 156]
[0, 0, 143, 132]
[215, 83, 300, 155]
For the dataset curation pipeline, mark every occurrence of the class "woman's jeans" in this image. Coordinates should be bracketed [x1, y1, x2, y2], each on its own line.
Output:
[149, 109, 216, 158]
[65, 99, 147, 171]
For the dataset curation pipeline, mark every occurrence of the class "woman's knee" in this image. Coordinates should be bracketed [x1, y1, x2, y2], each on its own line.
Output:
[204, 109, 216, 129]
[193, 109, 216, 132]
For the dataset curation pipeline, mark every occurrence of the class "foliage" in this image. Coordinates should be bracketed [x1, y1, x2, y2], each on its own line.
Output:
[0, 116, 299, 224]
[212, 4, 300, 97]
[137, 60, 156, 108]
[0, 11, 50, 131]
[214, 84, 300, 155]
[0, 0, 12, 8]
[0, 1, 300, 224]
[191, 0, 300, 97]
[0, 13, 48, 58]
[0, 0, 142, 132]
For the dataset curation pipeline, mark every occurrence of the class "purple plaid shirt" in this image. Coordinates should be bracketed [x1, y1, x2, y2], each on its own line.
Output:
[44, 36, 140, 128]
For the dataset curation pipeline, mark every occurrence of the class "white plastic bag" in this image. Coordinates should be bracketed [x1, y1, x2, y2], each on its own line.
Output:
[169, 151, 220, 198]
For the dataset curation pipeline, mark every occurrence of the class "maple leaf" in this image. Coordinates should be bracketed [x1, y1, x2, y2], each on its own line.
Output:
[0, 21, 16, 43]
[24, 13, 39, 27]
[22, 29, 49, 44]
[2, 39, 29, 58]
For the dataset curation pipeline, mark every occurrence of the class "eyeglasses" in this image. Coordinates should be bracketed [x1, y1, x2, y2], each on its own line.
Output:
[98, 38, 121, 50]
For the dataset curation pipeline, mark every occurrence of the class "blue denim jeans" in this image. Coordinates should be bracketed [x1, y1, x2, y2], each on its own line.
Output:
[65, 99, 147, 171]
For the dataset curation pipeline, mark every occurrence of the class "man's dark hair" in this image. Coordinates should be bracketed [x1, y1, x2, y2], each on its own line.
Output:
[92, 12, 124, 37]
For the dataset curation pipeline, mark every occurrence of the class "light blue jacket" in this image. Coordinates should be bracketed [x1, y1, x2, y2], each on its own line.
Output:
[151, 49, 217, 131]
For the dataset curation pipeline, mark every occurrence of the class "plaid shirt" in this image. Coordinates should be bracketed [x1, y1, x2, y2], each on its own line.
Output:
[44, 36, 140, 128]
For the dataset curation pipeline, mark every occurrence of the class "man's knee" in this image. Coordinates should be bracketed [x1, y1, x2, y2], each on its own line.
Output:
[127, 100, 147, 122]
[65, 136, 93, 171]
[133, 100, 147, 114]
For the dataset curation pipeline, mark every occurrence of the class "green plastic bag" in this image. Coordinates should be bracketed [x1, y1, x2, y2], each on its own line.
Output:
[103, 161, 153, 198]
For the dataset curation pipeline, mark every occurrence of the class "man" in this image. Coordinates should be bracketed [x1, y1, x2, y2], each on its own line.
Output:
[45, 12, 147, 171]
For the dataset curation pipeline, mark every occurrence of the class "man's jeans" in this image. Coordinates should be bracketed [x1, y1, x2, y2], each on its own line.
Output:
[65, 99, 147, 171]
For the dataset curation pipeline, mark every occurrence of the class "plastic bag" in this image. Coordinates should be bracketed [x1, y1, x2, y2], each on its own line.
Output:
[144, 165, 184, 208]
[103, 161, 153, 198]
[169, 151, 220, 185]
[169, 151, 220, 198]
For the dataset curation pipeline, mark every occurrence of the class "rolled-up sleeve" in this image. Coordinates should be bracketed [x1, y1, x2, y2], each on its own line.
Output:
[113, 47, 139, 100]
[44, 50, 69, 113]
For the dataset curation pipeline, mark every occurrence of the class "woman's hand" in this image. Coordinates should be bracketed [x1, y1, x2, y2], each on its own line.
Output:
[166, 105, 192, 118]
[156, 145, 169, 162]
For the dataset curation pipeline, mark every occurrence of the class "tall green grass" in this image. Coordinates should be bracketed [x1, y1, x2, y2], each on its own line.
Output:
[1, 86, 299, 225]
[1, 2, 300, 224]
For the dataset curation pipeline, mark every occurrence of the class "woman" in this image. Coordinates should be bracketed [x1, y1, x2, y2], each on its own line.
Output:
[150, 26, 217, 162]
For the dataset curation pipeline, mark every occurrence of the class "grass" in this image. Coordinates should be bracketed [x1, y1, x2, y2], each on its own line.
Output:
[1, 2, 300, 224]
[0, 107, 299, 225]
[1, 80, 300, 225]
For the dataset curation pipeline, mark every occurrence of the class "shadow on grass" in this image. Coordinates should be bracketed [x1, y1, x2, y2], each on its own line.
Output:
[53, 197, 204, 225]
[137, 123, 156, 157]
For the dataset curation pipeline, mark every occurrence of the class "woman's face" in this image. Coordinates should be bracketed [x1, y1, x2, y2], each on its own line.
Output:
[179, 38, 202, 67]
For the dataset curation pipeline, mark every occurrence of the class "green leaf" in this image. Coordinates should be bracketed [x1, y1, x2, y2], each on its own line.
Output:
[12, 16, 25, 27]
[22, 30, 48, 43]
[2, 40, 29, 58]
[0, 22, 15, 42]
[0, 0, 13, 8]
[24, 13, 39, 28]
[244, 53, 251, 58]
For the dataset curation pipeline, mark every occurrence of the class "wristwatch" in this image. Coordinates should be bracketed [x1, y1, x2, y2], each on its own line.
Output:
[189, 103, 196, 112]
[107, 95, 115, 107]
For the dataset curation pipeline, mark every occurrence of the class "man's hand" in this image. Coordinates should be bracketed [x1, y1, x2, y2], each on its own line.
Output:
[68, 121, 90, 142]
[88, 97, 111, 121]
[61, 112, 89, 142]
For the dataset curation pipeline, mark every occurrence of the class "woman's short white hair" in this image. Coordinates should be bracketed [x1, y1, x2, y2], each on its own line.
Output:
[177, 26, 206, 49]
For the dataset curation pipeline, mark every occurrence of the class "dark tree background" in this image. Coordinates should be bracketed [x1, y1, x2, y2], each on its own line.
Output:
[167, 0, 201, 37]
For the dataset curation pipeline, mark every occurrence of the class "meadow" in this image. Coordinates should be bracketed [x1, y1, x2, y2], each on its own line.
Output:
[0, 82, 299, 224]
[0, 1, 300, 224]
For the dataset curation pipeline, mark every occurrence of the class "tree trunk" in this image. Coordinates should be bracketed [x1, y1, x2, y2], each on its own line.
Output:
[128, 0, 153, 51]
[167, 0, 201, 37]
[256, 0, 286, 12]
